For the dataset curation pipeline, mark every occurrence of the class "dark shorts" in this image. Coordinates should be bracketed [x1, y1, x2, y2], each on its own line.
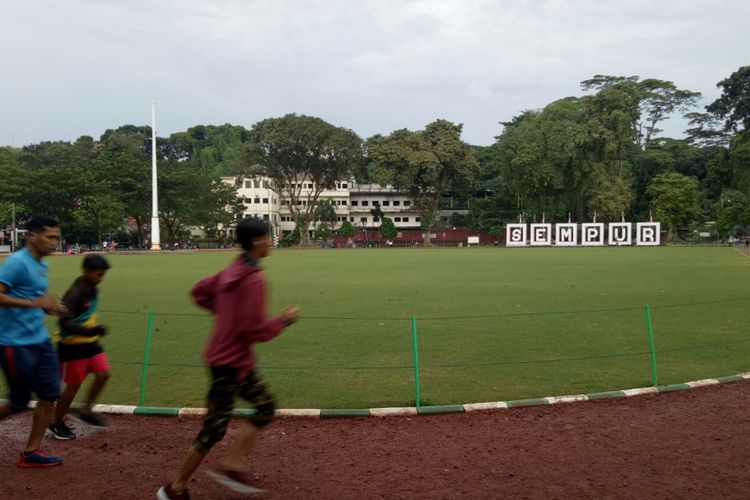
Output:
[193, 366, 276, 452]
[0, 340, 61, 411]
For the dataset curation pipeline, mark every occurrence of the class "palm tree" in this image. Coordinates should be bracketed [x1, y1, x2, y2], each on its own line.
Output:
[314, 199, 337, 236]
[370, 201, 384, 238]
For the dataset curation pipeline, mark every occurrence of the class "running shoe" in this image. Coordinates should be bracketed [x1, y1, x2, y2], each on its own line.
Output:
[48, 421, 76, 440]
[72, 409, 106, 427]
[206, 468, 266, 494]
[156, 483, 191, 499]
[17, 449, 63, 468]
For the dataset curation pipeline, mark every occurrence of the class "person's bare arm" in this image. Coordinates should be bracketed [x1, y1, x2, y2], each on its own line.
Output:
[0, 283, 67, 316]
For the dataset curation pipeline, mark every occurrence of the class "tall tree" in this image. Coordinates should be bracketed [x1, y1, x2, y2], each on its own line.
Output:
[167, 124, 250, 176]
[368, 119, 479, 245]
[379, 217, 397, 238]
[580, 83, 640, 220]
[581, 75, 701, 149]
[314, 198, 337, 230]
[159, 163, 243, 243]
[239, 114, 364, 247]
[95, 127, 154, 245]
[646, 172, 700, 241]
[338, 219, 355, 237]
[497, 98, 591, 221]
[707, 65, 750, 133]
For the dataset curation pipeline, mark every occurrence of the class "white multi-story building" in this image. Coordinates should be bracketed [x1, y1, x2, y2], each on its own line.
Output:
[222, 176, 431, 237]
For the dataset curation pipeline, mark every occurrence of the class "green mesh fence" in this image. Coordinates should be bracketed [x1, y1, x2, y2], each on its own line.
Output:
[4, 298, 750, 409]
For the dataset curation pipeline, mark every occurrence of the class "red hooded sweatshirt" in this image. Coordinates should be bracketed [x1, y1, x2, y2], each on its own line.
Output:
[191, 256, 286, 380]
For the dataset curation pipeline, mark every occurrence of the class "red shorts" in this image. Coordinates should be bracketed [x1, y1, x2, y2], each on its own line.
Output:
[61, 352, 110, 385]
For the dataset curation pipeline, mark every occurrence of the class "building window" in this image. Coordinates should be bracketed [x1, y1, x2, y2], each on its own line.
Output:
[244, 197, 252, 203]
[351, 200, 359, 206]
[244, 180, 252, 189]
[361, 200, 369, 206]
[297, 201, 302, 205]
[341, 200, 347, 205]
[393, 200, 400, 206]
[263, 180, 271, 188]
[263, 214, 269, 220]
[373, 217, 380, 223]
[254, 198, 260, 204]
[360, 217, 367, 223]
[252, 180, 260, 188]
[404, 200, 411, 207]
[403, 217, 409, 222]
[307, 183, 313, 189]
[273, 198, 277, 204]
[342, 183, 348, 188]
[416, 217, 421, 222]
[262, 198, 269, 204]
[382, 200, 390, 206]
[394, 217, 401, 222]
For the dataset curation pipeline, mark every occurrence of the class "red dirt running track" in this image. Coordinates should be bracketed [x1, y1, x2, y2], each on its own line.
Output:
[2, 380, 749, 499]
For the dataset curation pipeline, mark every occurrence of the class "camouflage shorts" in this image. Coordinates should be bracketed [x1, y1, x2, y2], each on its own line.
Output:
[193, 366, 276, 452]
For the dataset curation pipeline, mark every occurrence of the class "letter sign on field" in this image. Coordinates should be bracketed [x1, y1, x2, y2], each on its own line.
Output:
[505, 224, 527, 247]
[555, 223, 577, 246]
[636, 222, 660, 246]
[581, 223, 605, 246]
[530, 224, 552, 246]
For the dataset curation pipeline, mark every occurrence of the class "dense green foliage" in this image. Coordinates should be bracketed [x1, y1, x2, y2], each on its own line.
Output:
[237, 114, 365, 247]
[379, 217, 398, 238]
[466, 66, 750, 240]
[0, 125, 244, 246]
[2, 66, 749, 244]
[368, 119, 480, 244]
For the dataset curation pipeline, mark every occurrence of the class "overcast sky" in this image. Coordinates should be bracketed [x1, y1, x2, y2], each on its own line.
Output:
[1, 0, 748, 147]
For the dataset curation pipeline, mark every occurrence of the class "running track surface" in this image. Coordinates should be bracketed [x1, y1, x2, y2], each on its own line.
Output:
[2, 380, 749, 499]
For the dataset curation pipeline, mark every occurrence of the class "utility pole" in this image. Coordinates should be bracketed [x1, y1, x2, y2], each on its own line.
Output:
[150, 101, 161, 250]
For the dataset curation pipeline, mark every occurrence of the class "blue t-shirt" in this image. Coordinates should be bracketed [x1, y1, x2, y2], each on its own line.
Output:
[0, 248, 50, 346]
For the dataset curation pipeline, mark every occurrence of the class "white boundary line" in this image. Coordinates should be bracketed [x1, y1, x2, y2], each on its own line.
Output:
[4, 374, 749, 418]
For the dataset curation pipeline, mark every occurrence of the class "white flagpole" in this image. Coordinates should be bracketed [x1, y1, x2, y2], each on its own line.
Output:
[150, 101, 161, 250]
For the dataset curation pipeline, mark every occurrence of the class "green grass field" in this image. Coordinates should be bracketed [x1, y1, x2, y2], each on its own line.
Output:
[3, 246, 750, 409]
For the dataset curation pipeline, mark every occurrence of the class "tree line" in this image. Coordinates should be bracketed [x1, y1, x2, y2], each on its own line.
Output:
[1, 65, 748, 247]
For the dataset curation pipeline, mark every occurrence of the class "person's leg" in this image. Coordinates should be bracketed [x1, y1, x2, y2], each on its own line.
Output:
[220, 422, 260, 471]
[82, 356, 110, 411]
[69, 354, 109, 426]
[170, 446, 209, 493]
[0, 401, 14, 420]
[0, 346, 29, 421]
[221, 369, 276, 471]
[25, 399, 55, 453]
[83, 371, 110, 411]
[54, 383, 81, 422]
[26, 341, 61, 452]
[168, 366, 236, 494]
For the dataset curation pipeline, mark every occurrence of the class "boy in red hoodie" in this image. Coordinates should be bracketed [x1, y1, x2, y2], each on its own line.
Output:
[158, 218, 299, 500]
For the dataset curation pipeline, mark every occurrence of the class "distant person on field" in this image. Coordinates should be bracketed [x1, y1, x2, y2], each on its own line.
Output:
[48, 254, 111, 440]
[0, 216, 68, 467]
[157, 218, 300, 500]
